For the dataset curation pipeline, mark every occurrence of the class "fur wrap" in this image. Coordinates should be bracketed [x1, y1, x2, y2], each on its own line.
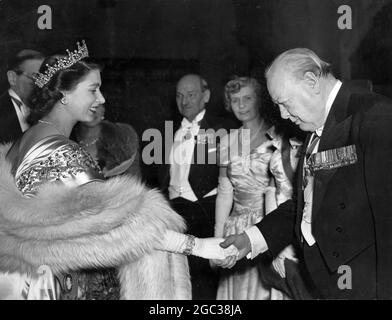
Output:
[0, 144, 191, 299]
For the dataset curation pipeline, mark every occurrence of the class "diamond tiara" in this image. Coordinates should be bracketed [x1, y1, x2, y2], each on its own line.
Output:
[33, 40, 89, 88]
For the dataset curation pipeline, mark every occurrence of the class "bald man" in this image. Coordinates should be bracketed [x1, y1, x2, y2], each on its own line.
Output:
[221, 48, 392, 299]
[158, 74, 237, 299]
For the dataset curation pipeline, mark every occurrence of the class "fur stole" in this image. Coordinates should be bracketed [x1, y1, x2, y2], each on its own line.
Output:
[0, 144, 191, 299]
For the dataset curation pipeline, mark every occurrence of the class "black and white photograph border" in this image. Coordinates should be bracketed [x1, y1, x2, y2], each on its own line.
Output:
[1, 0, 392, 306]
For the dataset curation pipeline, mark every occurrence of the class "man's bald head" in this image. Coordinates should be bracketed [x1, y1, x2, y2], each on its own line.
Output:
[265, 48, 332, 84]
[265, 48, 337, 132]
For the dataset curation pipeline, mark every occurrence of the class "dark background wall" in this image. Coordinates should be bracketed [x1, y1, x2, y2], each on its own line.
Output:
[1, 0, 392, 183]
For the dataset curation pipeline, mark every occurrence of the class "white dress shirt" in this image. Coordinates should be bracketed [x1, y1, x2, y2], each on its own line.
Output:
[9, 89, 30, 132]
[244, 80, 343, 258]
[169, 109, 205, 201]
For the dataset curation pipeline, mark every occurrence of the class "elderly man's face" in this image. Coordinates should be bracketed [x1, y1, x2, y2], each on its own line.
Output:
[267, 70, 325, 132]
[176, 76, 209, 122]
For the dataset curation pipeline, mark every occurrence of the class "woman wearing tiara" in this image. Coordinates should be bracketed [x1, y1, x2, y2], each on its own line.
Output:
[0, 41, 237, 300]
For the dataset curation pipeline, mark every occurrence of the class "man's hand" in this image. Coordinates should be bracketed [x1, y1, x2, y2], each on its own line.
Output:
[272, 245, 298, 278]
[218, 233, 252, 268]
[272, 256, 286, 278]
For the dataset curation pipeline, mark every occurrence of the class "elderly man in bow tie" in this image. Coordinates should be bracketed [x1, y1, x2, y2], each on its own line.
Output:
[158, 74, 237, 299]
[0, 49, 44, 144]
[220, 48, 392, 299]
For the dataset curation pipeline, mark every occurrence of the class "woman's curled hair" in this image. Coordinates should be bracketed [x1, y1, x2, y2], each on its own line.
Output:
[27, 56, 102, 125]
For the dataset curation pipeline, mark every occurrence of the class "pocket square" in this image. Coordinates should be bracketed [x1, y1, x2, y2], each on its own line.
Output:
[308, 144, 357, 172]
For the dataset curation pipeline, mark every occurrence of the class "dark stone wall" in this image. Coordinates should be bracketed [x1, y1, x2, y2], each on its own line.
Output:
[351, 1, 392, 97]
[1, 0, 392, 183]
[1, 0, 391, 111]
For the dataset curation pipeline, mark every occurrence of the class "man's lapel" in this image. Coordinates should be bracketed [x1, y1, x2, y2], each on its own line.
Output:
[0, 93, 23, 142]
[197, 113, 209, 131]
[311, 82, 353, 221]
[294, 133, 311, 239]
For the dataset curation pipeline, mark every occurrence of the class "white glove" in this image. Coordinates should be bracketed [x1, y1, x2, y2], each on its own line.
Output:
[193, 237, 239, 260]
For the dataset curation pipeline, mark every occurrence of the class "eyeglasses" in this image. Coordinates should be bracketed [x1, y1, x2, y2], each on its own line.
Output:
[14, 70, 35, 81]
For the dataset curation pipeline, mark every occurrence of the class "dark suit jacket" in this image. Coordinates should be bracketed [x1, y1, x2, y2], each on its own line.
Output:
[158, 111, 237, 201]
[257, 82, 392, 299]
[0, 91, 23, 144]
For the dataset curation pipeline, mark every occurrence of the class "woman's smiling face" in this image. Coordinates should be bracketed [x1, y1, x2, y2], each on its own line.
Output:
[65, 69, 105, 122]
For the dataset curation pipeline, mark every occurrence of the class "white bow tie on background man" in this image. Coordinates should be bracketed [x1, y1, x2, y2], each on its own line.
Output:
[180, 116, 202, 141]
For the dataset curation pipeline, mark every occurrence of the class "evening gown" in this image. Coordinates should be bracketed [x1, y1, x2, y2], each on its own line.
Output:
[216, 127, 299, 300]
[0, 135, 190, 300]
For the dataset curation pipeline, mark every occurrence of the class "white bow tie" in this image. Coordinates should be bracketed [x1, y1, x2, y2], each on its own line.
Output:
[181, 118, 201, 129]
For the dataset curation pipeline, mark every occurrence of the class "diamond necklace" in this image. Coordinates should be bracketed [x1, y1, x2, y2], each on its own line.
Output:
[38, 119, 52, 125]
[38, 119, 67, 136]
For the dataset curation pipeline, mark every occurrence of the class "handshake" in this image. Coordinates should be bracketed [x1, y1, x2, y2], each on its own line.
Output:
[192, 233, 292, 278]
[193, 233, 252, 269]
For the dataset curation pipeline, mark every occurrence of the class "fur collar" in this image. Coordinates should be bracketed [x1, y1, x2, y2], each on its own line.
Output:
[0, 144, 191, 299]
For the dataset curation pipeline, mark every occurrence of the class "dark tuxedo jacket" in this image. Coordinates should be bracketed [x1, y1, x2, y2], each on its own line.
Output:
[258, 82, 392, 299]
[157, 111, 237, 299]
[158, 111, 237, 201]
[0, 91, 23, 144]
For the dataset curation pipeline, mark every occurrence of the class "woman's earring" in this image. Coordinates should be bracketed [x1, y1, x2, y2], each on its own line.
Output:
[60, 96, 68, 105]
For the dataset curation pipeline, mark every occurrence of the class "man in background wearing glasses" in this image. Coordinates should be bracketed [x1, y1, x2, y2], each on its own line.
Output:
[0, 49, 44, 143]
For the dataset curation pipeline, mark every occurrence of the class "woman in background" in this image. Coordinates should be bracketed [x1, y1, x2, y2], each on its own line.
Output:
[212, 76, 301, 300]
[73, 103, 140, 179]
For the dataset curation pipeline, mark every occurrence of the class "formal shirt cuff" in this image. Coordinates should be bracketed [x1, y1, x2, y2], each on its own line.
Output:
[244, 226, 268, 259]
